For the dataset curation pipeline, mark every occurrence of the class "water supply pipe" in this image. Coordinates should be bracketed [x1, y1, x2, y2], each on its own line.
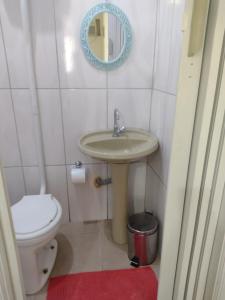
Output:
[20, 0, 46, 194]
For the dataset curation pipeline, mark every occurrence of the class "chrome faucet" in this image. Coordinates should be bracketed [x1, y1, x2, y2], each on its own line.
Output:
[113, 108, 126, 137]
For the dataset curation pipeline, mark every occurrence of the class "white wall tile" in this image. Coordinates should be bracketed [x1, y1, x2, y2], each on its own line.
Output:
[0, 23, 9, 88]
[12, 89, 37, 166]
[153, 0, 173, 93]
[108, 0, 157, 88]
[149, 90, 176, 184]
[46, 166, 69, 224]
[108, 89, 151, 130]
[0, 90, 21, 166]
[129, 162, 147, 214]
[153, 0, 185, 94]
[107, 165, 112, 219]
[168, 1, 185, 94]
[24, 165, 69, 223]
[13, 89, 65, 166]
[0, 0, 28, 88]
[30, 0, 59, 88]
[0, 0, 59, 88]
[23, 166, 40, 195]
[38, 89, 65, 165]
[107, 161, 147, 219]
[67, 164, 107, 222]
[145, 166, 166, 253]
[54, 0, 106, 88]
[62, 89, 107, 163]
[3, 167, 25, 205]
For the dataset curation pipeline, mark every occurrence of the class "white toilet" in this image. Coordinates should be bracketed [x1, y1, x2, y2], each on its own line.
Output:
[11, 194, 62, 295]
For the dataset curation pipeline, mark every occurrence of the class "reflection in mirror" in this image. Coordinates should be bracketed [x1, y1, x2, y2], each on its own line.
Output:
[88, 13, 124, 62]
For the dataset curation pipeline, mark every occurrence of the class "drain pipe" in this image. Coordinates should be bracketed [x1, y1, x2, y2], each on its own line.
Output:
[20, 0, 46, 194]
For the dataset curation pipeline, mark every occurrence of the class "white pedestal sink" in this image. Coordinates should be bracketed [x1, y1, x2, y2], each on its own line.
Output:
[79, 128, 158, 244]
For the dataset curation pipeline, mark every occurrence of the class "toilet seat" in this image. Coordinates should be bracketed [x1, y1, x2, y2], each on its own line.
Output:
[11, 194, 61, 241]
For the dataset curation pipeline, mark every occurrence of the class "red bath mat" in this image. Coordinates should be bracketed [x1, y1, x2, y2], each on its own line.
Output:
[47, 267, 158, 300]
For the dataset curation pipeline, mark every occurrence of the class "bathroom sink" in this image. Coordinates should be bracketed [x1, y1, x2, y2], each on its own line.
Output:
[79, 128, 158, 163]
[79, 128, 158, 245]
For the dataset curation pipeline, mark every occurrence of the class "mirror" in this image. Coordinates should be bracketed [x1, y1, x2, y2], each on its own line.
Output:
[88, 13, 124, 62]
[80, 3, 132, 70]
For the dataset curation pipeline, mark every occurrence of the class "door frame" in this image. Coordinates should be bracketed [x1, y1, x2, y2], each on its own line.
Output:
[0, 166, 25, 300]
[173, 0, 225, 298]
[158, 0, 210, 298]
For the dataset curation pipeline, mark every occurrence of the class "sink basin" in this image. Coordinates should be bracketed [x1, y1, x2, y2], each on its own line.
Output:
[79, 128, 158, 163]
[79, 128, 158, 245]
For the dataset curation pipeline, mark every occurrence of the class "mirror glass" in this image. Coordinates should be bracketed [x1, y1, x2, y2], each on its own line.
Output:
[88, 12, 125, 62]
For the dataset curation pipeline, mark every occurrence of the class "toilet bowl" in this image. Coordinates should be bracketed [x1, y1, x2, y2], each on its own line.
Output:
[11, 194, 62, 295]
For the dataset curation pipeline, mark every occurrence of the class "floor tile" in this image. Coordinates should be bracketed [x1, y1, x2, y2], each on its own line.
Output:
[60, 221, 101, 237]
[72, 232, 102, 273]
[51, 232, 76, 277]
[27, 221, 160, 299]
[101, 221, 130, 270]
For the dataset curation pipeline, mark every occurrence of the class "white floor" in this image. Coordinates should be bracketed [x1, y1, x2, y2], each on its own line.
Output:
[27, 220, 160, 300]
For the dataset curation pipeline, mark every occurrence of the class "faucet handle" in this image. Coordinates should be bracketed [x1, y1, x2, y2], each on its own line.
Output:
[114, 108, 120, 120]
[119, 125, 126, 133]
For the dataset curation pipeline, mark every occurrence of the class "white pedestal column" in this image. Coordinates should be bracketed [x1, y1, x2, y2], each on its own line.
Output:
[111, 163, 129, 244]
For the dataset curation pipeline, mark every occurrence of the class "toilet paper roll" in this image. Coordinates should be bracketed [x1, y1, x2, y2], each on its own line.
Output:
[70, 167, 86, 184]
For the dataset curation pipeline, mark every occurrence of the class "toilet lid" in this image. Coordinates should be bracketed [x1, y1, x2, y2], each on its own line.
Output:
[11, 194, 58, 235]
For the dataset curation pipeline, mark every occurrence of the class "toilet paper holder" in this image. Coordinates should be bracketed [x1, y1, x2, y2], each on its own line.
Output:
[71, 161, 86, 184]
[74, 161, 82, 168]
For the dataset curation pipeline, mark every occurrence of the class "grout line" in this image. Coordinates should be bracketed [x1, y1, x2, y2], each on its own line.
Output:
[149, 165, 167, 189]
[0, 17, 27, 195]
[53, 0, 71, 222]
[106, 72, 109, 128]
[106, 69, 110, 219]
[0, 87, 176, 95]
[165, 0, 177, 94]
[106, 164, 109, 220]
[143, 158, 148, 213]
[3, 159, 146, 169]
[0, 87, 176, 96]
[99, 220, 103, 270]
[3, 162, 107, 168]
[145, 0, 160, 211]
[154, 88, 176, 96]
[149, 0, 160, 131]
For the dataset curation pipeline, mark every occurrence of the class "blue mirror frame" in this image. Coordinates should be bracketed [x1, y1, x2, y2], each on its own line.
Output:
[80, 3, 132, 71]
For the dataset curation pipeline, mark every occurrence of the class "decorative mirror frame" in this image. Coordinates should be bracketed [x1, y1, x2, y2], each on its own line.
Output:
[80, 3, 132, 71]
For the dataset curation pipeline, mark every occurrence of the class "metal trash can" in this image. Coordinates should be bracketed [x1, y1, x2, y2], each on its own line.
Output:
[128, 212, 158, 267]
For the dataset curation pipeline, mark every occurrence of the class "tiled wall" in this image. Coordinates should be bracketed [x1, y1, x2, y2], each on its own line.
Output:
[0, 0, 184, 226]
[145, 0, 185, 250]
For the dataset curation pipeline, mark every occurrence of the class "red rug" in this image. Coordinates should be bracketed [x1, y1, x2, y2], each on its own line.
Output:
[47, 267, 157, 300]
